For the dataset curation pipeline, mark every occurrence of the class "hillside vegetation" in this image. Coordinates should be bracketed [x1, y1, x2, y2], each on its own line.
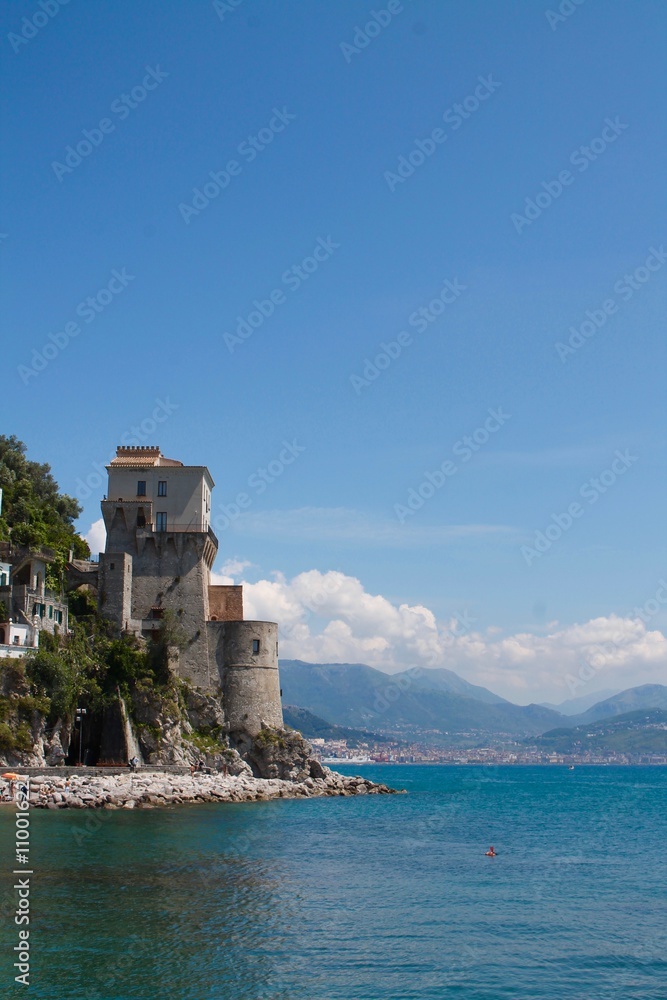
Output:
[535, 709, 667, 754]
[0, 435, 89, 587]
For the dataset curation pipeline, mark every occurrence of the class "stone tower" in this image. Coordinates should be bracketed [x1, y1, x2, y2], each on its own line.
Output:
[98, 445, 283, 737]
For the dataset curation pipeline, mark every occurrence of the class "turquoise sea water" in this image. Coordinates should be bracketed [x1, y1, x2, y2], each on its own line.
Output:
[1, 765, 666, 999]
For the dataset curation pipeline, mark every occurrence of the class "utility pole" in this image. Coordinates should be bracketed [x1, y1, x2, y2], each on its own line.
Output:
[75, 708, 87, 766]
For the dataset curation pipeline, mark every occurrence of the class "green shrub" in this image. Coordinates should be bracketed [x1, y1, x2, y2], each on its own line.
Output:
[0, 722, 15, 751]
[14, 723, 33, 752]
[187, 729, 227, 754]
[17, 694, 51, 718]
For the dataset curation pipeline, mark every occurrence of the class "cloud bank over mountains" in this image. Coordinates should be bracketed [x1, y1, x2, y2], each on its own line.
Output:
[235, 568, 667, 705]
[86, 518, 666, 705]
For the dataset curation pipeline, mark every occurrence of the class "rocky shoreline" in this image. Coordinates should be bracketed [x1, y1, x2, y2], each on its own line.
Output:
[5, 768, 400, 809]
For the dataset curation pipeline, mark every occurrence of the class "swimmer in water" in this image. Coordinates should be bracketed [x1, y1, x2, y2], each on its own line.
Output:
[485, 846, 496, 857]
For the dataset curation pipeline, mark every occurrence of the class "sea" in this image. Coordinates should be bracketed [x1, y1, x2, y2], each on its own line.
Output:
[1, 764, 666, 999]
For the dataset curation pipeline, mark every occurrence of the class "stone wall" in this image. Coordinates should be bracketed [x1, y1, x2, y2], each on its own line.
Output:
[99, 508, 216, 690]
[128, 532, 213, 690]
[208, 585, 243, 621]
[208, 620, 283, 736]
[98, 553, 134, 630]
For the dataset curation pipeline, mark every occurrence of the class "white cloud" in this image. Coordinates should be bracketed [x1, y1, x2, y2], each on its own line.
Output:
[210, 558, 252, 585]
[85, 518, 106, 557]
[240, 568, 667, 704]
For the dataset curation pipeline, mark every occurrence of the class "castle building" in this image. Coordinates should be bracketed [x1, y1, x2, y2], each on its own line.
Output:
[96, 445, 283, 737]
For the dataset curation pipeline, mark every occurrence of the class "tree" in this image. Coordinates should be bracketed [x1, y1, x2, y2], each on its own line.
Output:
[0, 435, 90, 571]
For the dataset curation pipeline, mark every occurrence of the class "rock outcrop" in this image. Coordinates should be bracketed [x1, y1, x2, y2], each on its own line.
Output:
[235, 726, 327, 782]
[13, 767, 399, 810]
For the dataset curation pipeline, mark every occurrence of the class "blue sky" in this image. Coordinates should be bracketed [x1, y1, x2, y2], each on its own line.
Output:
[2, 0, 666, 701]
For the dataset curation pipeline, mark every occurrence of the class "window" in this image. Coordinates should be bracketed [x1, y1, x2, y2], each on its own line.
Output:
[156, 512, 167, 532]
[158, 481, 167, 496]
[252, 639, 260, 654]
[109, 563, 115, 570]
[137, 481, 146, 496]
[48, 606, 53, 619]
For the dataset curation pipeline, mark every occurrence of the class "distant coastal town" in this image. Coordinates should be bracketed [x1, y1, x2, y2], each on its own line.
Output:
[311, 732, 667, 767]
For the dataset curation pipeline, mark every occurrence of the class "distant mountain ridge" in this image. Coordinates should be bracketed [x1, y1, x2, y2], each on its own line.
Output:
[279, 661, 667, 740]
[282, 705, 396, 744]
[279, 660, 563, 737]
[535, 709, 667, 755]
[567, 684, 667, 727]
[540, 689, 620, 715]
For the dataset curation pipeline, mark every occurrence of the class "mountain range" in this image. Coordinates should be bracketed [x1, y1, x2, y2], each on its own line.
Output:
[540, 689, 619, 715]
[281, 705, 398, 746]
[535, 709, 667, 755]
[279, 660, 667, 741]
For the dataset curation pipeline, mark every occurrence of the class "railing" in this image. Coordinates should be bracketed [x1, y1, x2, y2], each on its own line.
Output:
[12, 585, 66, 605]
[102, 513, 217, 548]
[139, 521, 216, 539]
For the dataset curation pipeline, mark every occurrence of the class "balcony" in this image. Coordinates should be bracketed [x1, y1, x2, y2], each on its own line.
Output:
[138, 522, 217, 543]
[12, 584, 66, 605]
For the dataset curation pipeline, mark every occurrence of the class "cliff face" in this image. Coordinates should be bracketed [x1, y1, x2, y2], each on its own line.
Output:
[0, 657, 324, 781]
[0, 658, 70, 766]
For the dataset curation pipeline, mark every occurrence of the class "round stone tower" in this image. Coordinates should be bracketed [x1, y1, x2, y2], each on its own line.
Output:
[217, 621, 283, 737]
